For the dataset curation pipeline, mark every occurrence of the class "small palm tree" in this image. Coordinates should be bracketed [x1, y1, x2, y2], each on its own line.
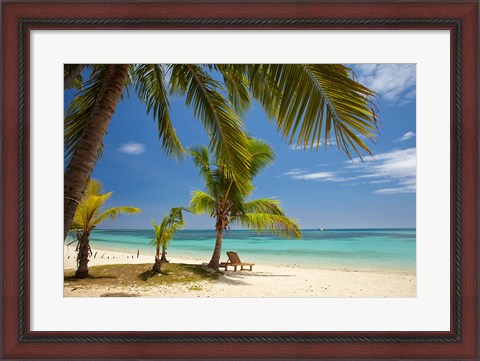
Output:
[150, 207, 185, 273]
[189, 139, 301, 271]
[70, 179, 141, 278]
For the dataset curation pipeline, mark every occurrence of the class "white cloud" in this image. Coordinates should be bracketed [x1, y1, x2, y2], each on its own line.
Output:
[348, 147, 416, 194]
[289, 139, 336, 151]
[355, 64, 377, 75]
[369, 179, 391, 184]
[282, 169, 304, 176]
[374, 185, 413, 195]
[353, 64, 416, 105]
[292, 171, 336, 180]
[395, 131, 416, 142]
[118, 142, 146, 155]
[283, 169, 356, 183]
[283, 147, 416, 195]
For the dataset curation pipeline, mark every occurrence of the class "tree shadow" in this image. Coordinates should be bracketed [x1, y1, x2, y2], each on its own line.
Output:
[222, 271, 295, 278]
[215, 276, 251, 286]
[137, 269, 171, 281]
[215, 271, 295, 286]
[180, 264, 219, 280]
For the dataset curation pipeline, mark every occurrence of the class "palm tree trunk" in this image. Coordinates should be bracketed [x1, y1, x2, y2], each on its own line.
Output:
[160, 245, 169, 263]
[64, 64, 130, 240]
[208, 218, 224, 271]
[152, 245, 162, 273]
[75, 232, 91, 278]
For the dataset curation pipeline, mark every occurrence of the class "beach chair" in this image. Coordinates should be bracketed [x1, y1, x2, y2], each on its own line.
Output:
[219, 251, 255, 271]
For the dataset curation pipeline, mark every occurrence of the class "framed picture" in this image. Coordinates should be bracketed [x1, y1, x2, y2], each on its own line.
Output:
[1, 1, 478, 360]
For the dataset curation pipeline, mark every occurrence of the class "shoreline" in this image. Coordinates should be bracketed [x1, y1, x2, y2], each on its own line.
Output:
[64, 245, 416, 298]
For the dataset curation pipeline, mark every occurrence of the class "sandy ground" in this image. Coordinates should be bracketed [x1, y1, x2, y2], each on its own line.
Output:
[64, 245, 416, 298]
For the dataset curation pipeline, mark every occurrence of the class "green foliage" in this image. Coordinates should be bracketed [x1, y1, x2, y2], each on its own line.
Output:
[214, 64, 251, 114]
[150, 207, 186, 250]
[170, 64, 252, 190]
[229, 213, 301, 239]
[189, 191, 216, 217]
[133, 64, 185, 159]
[189, 138, 302, 239]
[64, 66, 111, 164]
[70, 179, 141, 232]
[64, 64, 87, 90]
[65, 63, 378, 194]
[246, 138, 276, 178]
[246, 64, 378, 158]
[189, 145, 218, 198]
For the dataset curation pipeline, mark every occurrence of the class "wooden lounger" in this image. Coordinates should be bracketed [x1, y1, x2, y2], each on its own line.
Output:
[219, 251, 255, 271]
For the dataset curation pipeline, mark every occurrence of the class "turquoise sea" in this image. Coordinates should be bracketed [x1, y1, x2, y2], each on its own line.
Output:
[68, 228, 416, 272]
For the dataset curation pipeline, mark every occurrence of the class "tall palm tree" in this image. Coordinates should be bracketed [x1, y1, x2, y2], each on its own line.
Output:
[189, 139, 301, 271]
[150, 207, 185, 273]
[64, 65, 132, 240]
[70, 179, 141, 278]
[64, 64, 377, 239]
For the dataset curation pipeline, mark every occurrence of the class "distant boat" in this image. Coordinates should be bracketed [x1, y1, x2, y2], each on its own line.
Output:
[318, 227, 324, 231]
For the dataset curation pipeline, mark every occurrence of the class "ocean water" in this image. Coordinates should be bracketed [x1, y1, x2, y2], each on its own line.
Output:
[67, 228, 416, 272]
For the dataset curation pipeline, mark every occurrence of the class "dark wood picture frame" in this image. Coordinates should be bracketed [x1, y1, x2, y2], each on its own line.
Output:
[1, 1, 478, 359]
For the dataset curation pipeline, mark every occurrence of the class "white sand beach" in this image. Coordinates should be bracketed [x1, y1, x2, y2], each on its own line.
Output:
[64, 245, 416, 298]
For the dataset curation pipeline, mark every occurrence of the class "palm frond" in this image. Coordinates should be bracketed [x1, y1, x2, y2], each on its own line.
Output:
[70, 179, 141, 231]
[150, 207, 185, 248]
[64, 64, 87, 90]
[240, 198, 285, 215]
[247, 138, 275, 178]
[168, 207, 185, 226]
[189, 190, 216, 216]
[151, 219, 162, 240]
[188, 145, 217, 197]
[170, 64, 252, 190]
[214, 64, 252, 114]
[70, 219, 83, 231]
[247, 64, 378, 158]
[83, 179, 105, 197]
[246, 64, 282, 121]
[72, 192, 112, 230]
[149, 238, 158, 248]
[133, 64, 185, 160]
[93, 206, 141, 226]
[150, 215, 168, 247]
[162, 221, 184, 248]
[64, 65, 111, 165]
[229, 213, 302, 239]
[214, 138, 273, 199]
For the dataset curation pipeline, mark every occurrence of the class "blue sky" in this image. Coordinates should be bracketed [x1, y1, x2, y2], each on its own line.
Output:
[65, 64, 416, 230]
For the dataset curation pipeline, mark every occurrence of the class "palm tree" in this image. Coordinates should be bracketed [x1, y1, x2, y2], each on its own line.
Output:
[150, 207, 185, 273]
[64, 64, 377, 240]
[64, 65, 132, 240]
[189, 139, 301, 271]
[70, 179, 141, 278]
